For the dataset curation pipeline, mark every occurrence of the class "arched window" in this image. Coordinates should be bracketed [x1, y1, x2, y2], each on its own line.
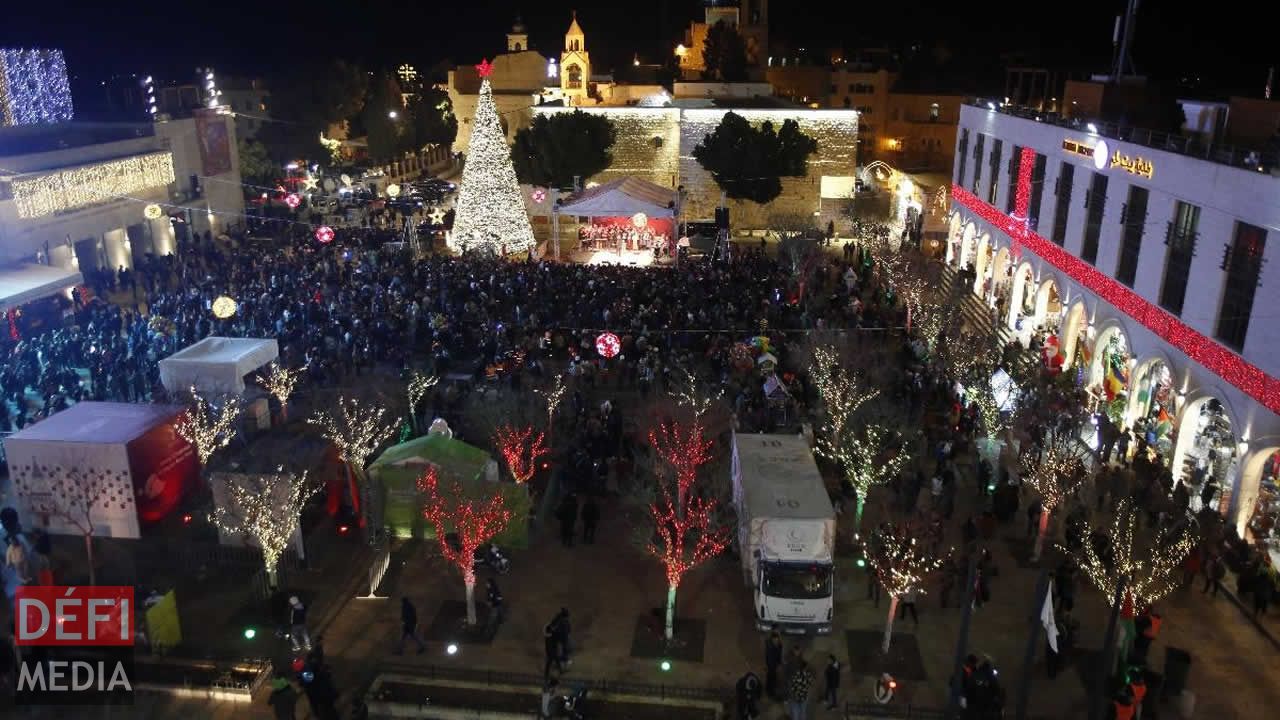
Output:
[566, 64, 582, 89]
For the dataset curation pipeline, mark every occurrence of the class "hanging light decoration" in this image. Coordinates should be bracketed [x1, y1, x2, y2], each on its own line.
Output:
[143, 203, 164, 220]
[595, 332, 621, 359]
[211, 295, 238, 319]
[532, 188, 547, 203]
[386, 183, 401, 198]
[315, 225, 335, 244]
[631, 212, 649, 228]
[284, 193, 301, 210]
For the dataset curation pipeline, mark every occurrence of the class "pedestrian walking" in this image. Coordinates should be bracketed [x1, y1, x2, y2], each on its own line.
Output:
[486, 578, 506, 634]
[558, 494, 578, 547]
[288, 596, 310, 652]
[785, 657, 814, 720]
[764, 629, 784, 700]
[822, 654, 842, 710]
[1203, 554, 1225, 597]
[543, 622, 562, 680]
[549, 608, 572, 667]
[395, 597, 425, 654]
[581, 496, 600, 544]
[735, 670, 762, 720]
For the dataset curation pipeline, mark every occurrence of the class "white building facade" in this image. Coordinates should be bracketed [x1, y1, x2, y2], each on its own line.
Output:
[945, 102, 1280, 538]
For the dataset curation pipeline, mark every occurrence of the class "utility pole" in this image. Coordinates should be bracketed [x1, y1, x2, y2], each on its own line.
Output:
[1015, 570, 1052, 720]
[1088, 576, 1129, 720]
[945, 553, 981, 719]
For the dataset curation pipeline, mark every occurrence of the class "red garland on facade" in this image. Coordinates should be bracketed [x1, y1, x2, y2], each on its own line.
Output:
[951, 183, 1280, 414]
[648, 420, 714, 506]
[492, 424, 550, 484]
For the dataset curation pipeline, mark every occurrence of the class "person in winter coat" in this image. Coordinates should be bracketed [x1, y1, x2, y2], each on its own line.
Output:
[267, 675, 299, 720]
[822, 654, 842, 710]
[786, 657, 815, 720]
[396, 597, 425, 654]
[764, 629, 784, 700]
[734, 670, 762, 720]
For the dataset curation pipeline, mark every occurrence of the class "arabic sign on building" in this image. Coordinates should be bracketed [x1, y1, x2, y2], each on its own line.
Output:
[1109, 149, 1155, 179]
[1062, 137, 1153, 179]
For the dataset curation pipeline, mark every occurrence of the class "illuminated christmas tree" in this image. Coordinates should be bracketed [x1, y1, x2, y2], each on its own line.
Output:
[451, 59, 536, 254]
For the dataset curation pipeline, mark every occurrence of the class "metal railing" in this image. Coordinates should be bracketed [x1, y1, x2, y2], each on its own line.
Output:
[965, 98, 1278, 174]
[378, 664, 724, 704]
[360, 534, 392, 598]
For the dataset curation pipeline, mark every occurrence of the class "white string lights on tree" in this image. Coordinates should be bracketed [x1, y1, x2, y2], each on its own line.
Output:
[406, 372, 439, 417]
[308, 396, 397, 471]
[449, 60, 535, 253]
[175, 389, 242, 467]
[210, 468, 317, 588]
[1069, 499, 1197, 609]
[671, 367, 724, 423]
[1020, 434, 1087, 560]
[863, 523, 950, 652]
[257, 361, 302, 417]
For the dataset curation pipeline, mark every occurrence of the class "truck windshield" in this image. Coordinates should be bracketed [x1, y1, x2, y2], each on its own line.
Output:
[762, 563, 833, 599]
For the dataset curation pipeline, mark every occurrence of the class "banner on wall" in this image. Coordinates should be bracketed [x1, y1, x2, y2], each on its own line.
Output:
[195, 111, 232, 176]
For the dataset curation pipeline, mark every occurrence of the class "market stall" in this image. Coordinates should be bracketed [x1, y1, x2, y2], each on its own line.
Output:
[158, 336, 279, 396]
[4, 402, 198, 538]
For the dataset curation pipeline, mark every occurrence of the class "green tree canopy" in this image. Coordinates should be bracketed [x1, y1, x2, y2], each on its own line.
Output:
[257, 60, 367, 165]
[405, 86, 458, 150]
[692, 112, 818, 204]
[363, 72, 404, 162]
[236, 138, 275, 187]
[511, 110, 617, 189]
[703, 20, 748, 82]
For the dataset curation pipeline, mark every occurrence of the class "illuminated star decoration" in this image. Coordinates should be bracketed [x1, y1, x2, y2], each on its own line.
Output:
[475, 58, 494, 78]
[427, 206, 447, 225]
[302, 175, 319, 192]
[493, 424, 550, 484]
[175, 389, 243, 466]
[210, 467, 317, 588]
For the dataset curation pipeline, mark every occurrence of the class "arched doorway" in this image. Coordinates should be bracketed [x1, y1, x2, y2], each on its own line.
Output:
[958, 223, 977, 270]
[946, 213, 962, 264]
[972, 233, 992, 296]
[1032, 277, 1061, 332]
[1171, 396, 1240, 516]
[1124, 356, 1176, 445]
[1241, 446, 1280, 538]
[990, 246, 1012, 316]
[1088, 325, 1132, 423]
[1007, 262, 1035, 330]
[1059, 301, 1088, 372]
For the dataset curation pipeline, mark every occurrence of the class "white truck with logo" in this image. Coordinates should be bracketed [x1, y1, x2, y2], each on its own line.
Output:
[731, 432, 836, 634]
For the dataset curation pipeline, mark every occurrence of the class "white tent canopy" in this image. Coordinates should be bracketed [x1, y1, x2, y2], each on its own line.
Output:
[0, 263, 82, 312]
[555, 176, 678, 218]
[159, 337, 279, 396]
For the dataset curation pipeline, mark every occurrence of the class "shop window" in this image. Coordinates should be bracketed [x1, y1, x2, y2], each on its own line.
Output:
[1116, 185, 1149, 286]
[1050, 162, 1074, 246]
[986, 139, 1002, 205]
[1216, 221, 1267, 350]
[1159, 200, 1200, 315]
[1081, 172, 1108, 264]
[1027, 153, 1047, 231]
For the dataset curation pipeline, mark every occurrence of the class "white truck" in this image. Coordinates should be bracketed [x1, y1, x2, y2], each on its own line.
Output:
[731, 432, 836, 634]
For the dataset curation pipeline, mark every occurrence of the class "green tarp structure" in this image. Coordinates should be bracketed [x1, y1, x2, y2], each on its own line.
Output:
[368, 433, 530, 548]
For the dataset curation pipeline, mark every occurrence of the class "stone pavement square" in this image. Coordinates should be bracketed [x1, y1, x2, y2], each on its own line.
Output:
[846, 630, 928, 682]
[629, 615, 707, 662]
[425, 600, 496, 645]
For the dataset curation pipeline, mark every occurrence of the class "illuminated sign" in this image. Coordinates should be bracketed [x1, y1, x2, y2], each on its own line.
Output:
[1109, 149, 1154, 179]
[1061, 138, 1096, 161]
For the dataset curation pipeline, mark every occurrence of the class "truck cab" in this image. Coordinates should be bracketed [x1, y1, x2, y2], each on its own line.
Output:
[731, 432, 836, 634]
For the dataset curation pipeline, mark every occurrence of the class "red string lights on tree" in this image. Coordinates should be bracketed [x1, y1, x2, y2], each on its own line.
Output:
[648, 420, 714, 508]
[419, 467, 511, 626]
[951, 180, 1280, 414]
[492, 424, 550, 484]
[648, 487, 729, 640]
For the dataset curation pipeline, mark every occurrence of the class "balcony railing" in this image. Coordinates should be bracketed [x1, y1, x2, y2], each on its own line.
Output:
[965, 98, 1278, 175]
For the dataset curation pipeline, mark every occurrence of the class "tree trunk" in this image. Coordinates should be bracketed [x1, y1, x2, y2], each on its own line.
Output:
[344, 462, 363, 526]
[265, 559, 279, 590]
[855, 495, 866, 533]
[1032, 510, 1051, 561]
[665, 584, 678, 640]
[84, 534, 96, 586]
[465, 574, 477, 626]
[882, 596, 899, 653]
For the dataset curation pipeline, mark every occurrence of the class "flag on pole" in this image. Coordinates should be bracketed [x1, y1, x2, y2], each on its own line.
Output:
[1041, 585, 1058, 653]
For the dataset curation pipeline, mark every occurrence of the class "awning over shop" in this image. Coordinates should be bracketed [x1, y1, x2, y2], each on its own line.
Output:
[555, 176, 678, 218]
[0, 263, 82, 312]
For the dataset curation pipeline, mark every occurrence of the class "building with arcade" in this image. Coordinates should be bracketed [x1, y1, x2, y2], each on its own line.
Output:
[943, 100, 1280, 544]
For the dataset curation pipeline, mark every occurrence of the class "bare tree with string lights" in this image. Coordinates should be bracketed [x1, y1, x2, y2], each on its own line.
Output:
[841, 424, 911, 530]
[647, 481, 730, 641]
[210, 468, 317, 588]
[534, 372, 568, 439]
[1067, 499, 1197, 611]
[406, 372, 439, 433]
[1020, 432, 1089, 561]
[420, 466, 511, 626]
[175, 389, 242, 468]
[257, 361, 302, 422]
[863, 522, 950, 652]
[649, 419, 715, 511]
[492, 424, 550, 485]
[308, 396, 397, 531]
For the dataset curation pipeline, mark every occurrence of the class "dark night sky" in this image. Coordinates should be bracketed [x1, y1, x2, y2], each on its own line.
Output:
[0, 1, 1270, 98]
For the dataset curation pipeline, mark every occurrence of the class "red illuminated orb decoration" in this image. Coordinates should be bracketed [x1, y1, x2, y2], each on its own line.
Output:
[595, 332, 621, 359]
[284, 192, 301, 210]
[315, 225, 335, 244]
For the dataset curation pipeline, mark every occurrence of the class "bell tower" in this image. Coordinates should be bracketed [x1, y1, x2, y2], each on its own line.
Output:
[560, 11, 591, 104]
[507, 17, 528, 52]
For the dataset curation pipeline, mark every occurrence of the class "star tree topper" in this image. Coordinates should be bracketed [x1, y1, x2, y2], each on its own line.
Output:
[475, 59, 494, 78]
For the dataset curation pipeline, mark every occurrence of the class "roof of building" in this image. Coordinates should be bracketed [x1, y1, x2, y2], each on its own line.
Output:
[0, 121, 154, 157]
[8, 402, 186, 444]
[0, 263, 82, 312]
